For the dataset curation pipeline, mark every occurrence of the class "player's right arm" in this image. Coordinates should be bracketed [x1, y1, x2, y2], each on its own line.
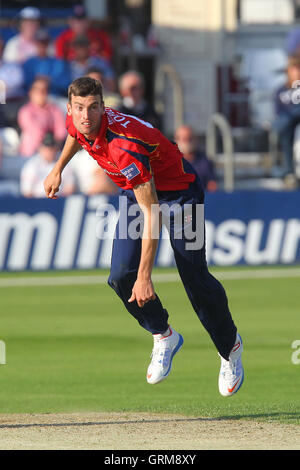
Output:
[44, 134, 81, 199]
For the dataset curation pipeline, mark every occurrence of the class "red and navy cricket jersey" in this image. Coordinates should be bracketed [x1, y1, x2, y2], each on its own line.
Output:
[66, 107, 196, 191]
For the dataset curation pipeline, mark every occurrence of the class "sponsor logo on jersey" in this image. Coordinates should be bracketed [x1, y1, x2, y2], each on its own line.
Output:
[120, 162, 140, 180]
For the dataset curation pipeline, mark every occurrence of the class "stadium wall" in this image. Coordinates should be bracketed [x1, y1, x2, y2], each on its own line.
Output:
[0, 191, 300, 271]
[152, 0, 237, 134]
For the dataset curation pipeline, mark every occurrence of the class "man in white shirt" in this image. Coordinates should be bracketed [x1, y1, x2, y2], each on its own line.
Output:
[20, 132, 75, 198]
[3, 6, 42, 64]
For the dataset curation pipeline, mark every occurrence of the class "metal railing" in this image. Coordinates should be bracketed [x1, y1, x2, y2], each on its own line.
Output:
[206, 113, 235, 192]
[154, 64, 184, 131]
[154, 66, 235, 191]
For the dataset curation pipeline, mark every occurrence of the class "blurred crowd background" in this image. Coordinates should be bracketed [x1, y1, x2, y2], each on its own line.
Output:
[1, 0, 300, 197]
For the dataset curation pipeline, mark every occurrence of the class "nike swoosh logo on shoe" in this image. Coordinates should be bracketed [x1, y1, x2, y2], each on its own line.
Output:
[228, 378, 241, 394]
[159, 328, 173, 340]
[232, 341, 241, 353]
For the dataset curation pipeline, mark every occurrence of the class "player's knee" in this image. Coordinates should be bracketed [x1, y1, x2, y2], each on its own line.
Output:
[108, 268, 137, 292]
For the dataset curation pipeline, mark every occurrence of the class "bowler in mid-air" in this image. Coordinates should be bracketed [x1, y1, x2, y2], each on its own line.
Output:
[44, 77, 244, 396]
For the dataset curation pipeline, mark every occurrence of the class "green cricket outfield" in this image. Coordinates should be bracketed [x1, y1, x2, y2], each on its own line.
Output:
[0, 265, 299, 426]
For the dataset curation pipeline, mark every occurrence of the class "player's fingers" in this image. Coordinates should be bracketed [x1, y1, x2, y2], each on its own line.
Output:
[142, 294, 156, 305]
[128, 292, 136, 303]
[49, 188, 58, 199]
[139, 294, 155, 307]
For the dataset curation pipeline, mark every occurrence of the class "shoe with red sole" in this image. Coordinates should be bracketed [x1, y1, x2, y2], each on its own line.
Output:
[218, 333, 244, 397]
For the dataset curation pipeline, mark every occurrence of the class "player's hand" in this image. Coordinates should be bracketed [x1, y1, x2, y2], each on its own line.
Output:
[128, 277, 156, 308]
[44, 170, 61, 199]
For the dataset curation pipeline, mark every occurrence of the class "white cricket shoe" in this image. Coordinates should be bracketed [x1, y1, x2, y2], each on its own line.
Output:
[218, 333, 244, 397]
[147, 326, 184, 384]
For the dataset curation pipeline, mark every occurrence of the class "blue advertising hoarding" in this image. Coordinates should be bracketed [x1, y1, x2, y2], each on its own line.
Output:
[0, 190, 299, 271]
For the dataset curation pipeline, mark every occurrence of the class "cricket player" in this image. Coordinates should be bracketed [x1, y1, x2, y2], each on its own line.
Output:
[44, 77, 244, 396]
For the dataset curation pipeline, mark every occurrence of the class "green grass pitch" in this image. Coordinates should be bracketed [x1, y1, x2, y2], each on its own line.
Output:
[0, 266, 299, 425]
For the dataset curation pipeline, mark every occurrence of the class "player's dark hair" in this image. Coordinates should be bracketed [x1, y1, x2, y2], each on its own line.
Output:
[68, 77, 103, 103]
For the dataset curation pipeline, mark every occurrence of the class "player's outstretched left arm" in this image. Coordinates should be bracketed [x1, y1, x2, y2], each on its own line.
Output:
[128, 178, 161, 308]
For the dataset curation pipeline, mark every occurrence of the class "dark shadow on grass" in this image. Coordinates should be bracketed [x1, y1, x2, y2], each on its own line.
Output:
[0, 412, 299, 429]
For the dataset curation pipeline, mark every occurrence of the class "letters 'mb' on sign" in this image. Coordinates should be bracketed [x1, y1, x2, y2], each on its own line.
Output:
[0, 80, 6, 104]
[0, 340, 6, 364]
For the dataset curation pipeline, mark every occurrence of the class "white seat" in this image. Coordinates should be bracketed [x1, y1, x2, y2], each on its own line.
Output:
[0, 127, 20, 157]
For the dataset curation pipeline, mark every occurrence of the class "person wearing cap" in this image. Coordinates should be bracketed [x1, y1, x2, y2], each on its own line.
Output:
[2, 6, 42, 64]
[18, 77, 67, 158]
[70, 34, 115, 90]
[22, 28, 71, 96]
[20, 131, 75, 198]
[273, 55, 300, 179]
[55, 4, 112, 62]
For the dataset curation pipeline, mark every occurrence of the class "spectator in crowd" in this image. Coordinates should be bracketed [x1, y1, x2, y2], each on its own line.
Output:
[23, 28, 71, 96]
[3, 6, 42, 64]
[55, 4, 112, 62]
[0, 36, 25, 101]
[273, 55, 300, 178]
[20, 132, 75, 198]
[71, 149, 118, 195]
[69, 35, 115, 90]
[174, 125, 218, 192]
[18, 77, 67, 158]
[117, 70, 161, 129]
[85, 67, 121, 109]
[0, 35, 27, 128]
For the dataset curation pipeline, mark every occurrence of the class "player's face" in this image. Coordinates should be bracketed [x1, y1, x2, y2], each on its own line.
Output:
[68, 94, 104, 138]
